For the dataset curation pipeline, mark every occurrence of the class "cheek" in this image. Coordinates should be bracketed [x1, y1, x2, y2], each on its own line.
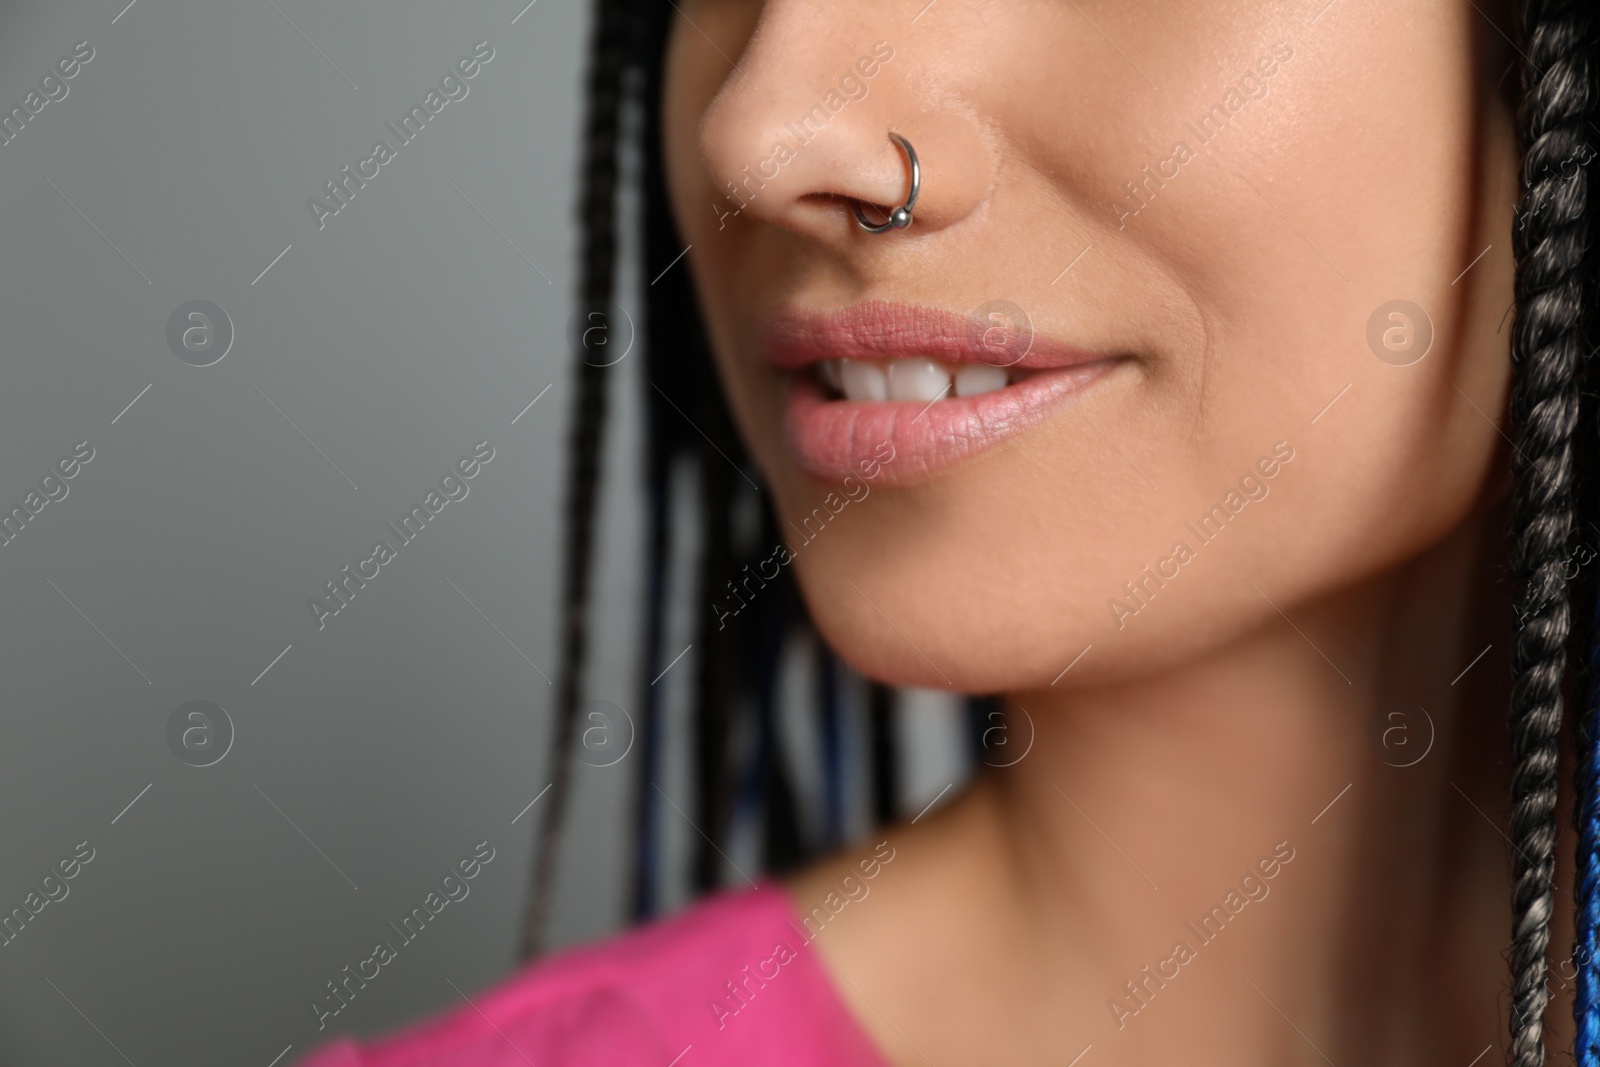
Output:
[663, 0, 1515, 694]
[788, 20, 1509, 692]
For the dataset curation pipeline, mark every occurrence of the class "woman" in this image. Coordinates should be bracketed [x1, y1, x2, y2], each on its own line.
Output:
[303, 0, 1598, 1063]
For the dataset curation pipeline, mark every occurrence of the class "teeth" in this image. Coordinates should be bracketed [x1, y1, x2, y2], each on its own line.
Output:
[839, 358, 886, 402]
[820, 358, 1026, 402]
[954, 364, 1008, 397]
[886, 358, 952, 402]
[818, 359, 842, 391]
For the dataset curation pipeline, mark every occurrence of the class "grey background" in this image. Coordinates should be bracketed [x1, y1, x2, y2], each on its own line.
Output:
[0, 2, 967, 1064]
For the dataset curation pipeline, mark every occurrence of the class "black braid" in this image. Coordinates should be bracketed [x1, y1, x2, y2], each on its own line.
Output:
[630, 0, 689, 924]
[754, 525, 808, 874]
[519, 0, 638, 960]
[691, 457, 742, 890]
[1508, 1, 1592, 1059]
[868, 682, 900, 824]
[817, 640, 845, 848]
[630, 466, 671, 921]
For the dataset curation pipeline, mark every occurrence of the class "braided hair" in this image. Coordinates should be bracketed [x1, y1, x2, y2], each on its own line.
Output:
[528, 2, 1600, 1064]
[516, 0, 636, 959]
[1510, 2, 1596, 1064]
[518, 0, 900, 953]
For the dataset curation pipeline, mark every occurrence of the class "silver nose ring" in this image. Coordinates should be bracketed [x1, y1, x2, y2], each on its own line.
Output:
[852, 132, 920, 233]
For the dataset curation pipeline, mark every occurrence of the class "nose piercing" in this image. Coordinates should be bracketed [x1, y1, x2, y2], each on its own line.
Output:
[852, 132, 920, 234]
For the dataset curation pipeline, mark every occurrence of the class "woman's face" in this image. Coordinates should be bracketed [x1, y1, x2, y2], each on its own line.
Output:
[662, 0, 1519, 693]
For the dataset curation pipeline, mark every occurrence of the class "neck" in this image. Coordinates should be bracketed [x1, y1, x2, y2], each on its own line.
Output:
[805, 502, 1561, 1066]
[978, 502, 1530, 1063]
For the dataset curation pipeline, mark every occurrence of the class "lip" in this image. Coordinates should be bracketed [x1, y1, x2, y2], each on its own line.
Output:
[761, 301, 1122, 485]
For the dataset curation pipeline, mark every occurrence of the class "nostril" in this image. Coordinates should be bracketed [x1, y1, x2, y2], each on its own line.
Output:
[795, 191, 884, 226]
[851, 197, 913, 235]
[849, 198, 896, 228]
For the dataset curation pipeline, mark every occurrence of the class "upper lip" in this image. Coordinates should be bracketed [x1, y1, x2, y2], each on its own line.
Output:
[760, 300, 1113, 372]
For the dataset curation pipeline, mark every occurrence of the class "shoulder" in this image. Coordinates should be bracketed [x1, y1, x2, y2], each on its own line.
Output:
[296, 883, 886, 1067]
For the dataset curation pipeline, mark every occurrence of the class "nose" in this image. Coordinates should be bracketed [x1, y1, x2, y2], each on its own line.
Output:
[696, 14, 993, 242]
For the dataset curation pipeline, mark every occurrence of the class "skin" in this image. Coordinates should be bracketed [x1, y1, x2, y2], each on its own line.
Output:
[661, 0, 1566, 1062]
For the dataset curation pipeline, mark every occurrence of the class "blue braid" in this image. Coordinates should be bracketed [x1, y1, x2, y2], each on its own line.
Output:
[1576, 598, 1600, 1066]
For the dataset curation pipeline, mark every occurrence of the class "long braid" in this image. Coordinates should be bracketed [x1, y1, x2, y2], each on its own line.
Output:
[1568, 16, 1600, 1054]
[631, 468, 671, 921]
[1578, 591, 1600, 1064]
[631, 0, 688, 923]
[868, 682, 899, 824]
[818, 641, 844, 849]
[1575, 452, 1600, 1064]
[691, 458, 739, 890]
[753, 541, 807, 874]
[519, 0, 637, 960]
[1574, 233, 1600, 1063]
[1508, 0, 1591, 1058]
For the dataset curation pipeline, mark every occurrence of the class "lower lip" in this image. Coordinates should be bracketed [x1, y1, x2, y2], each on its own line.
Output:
[783, 362, 1118, 485]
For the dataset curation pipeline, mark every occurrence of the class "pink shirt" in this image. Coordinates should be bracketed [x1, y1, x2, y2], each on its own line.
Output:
[297, 883, 889, 1067]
